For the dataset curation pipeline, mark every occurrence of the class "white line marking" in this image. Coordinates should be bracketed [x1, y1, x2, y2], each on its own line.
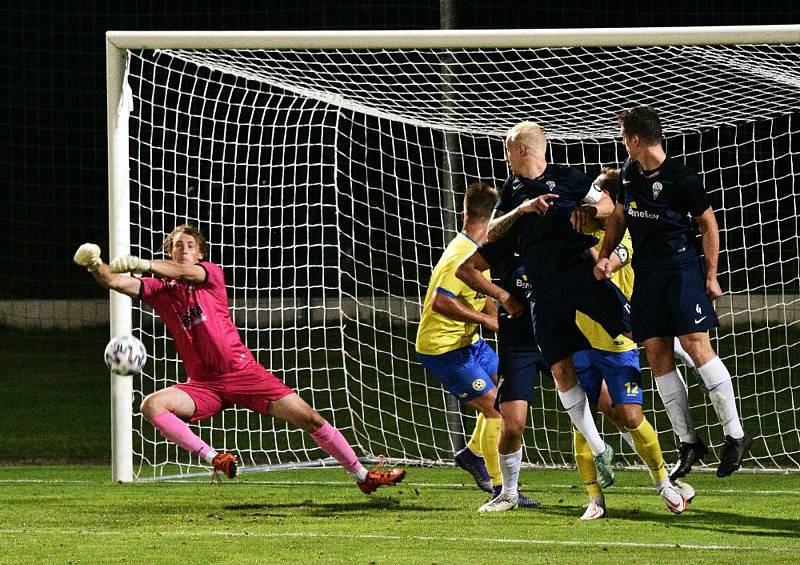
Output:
[0, 479, 92, 484]
[0, 528, 796, 553]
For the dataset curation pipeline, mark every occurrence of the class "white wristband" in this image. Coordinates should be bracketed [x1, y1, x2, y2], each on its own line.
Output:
[582, 183, 603, 205]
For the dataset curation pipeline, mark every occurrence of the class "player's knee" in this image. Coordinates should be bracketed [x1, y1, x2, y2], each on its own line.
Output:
[620, 406, 644, 429]
[140, 393, 163, 420]
[502, 416, 525, 439]
[551, 366, 576, 390]
[478, 401, 501, 419]
[679, 335, 715, 364]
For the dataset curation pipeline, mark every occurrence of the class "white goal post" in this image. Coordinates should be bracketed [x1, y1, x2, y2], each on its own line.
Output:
[106, 26, 800, 482]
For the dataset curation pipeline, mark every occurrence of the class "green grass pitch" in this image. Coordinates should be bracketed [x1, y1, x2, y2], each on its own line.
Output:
[1, 466, 799, 563]
[2, 324, 799, 561]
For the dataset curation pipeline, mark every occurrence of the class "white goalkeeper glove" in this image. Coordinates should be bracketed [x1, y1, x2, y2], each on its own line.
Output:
[73, 243, 103, 272]
[109, 255, 152, 274]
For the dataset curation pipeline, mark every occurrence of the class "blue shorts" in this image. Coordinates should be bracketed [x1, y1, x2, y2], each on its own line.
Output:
[417, 338, 499, 404]
[531, 257, 631, 366]
[574, 348, 643, 407]
[631, 258, 720, 342]
[497, 346, 548, 404]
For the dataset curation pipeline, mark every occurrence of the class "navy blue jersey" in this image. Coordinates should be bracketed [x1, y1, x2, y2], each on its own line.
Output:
[619, 156, 711, 270]
[478, 239, 537, 350]
[497, 165, 599, 278]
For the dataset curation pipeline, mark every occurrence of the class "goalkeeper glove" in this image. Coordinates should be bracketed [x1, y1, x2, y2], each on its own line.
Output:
[109, 255, 152, 274]
[73, 243, 102, 272]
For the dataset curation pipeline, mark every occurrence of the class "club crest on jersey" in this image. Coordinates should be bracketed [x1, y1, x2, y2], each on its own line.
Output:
[545, 180, 556, 189]
[179, 305, 206, 329]
[652, 181, 664, 199]
[472, 379, 487, 392]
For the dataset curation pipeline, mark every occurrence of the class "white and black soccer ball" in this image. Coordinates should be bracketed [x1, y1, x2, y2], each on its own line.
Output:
[104, 335, 147, 375]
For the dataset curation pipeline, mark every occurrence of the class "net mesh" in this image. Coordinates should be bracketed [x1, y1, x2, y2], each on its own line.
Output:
[123, 40, 800, 478]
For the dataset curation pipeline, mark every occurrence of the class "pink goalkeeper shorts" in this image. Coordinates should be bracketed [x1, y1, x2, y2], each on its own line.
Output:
[174, 364, 294, 422]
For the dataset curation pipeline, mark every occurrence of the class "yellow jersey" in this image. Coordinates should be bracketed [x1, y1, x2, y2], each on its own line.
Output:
[575, 222, 636, 352]
[415, 233, 490, 355]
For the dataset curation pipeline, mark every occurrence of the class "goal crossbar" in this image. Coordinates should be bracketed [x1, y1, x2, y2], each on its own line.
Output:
[106, 25, 800, 49]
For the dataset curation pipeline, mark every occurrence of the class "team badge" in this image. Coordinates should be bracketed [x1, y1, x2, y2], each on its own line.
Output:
[546, 180, 556, 189]
[652, 181, 664, 199]
[472, 379, 487, 392]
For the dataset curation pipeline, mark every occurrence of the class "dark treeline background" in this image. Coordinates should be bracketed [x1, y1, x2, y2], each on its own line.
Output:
[2, 1, 797, 301]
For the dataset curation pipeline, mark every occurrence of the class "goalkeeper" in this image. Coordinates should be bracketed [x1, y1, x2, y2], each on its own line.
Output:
[596, 106, 751, 479]
[74, 224, 404, 493]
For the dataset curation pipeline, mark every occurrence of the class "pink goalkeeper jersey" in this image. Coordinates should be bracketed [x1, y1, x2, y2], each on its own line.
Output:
[139, 262, 256, 381]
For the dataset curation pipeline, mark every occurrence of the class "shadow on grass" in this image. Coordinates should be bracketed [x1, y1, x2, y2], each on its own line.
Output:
[673, 508, 800, 539]
[538, 503, 800, 539]
[223, 497, 444, 517]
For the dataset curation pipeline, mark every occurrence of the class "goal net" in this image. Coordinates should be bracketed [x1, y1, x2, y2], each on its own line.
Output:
[108, 28, 800, 479]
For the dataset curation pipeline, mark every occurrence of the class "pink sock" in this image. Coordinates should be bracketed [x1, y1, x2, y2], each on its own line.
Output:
[310, 421, 363, 474]
[150, 411, 214, 460]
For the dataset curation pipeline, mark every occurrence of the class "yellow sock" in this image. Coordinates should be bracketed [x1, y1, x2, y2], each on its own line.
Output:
[479, 417, 503, 486]
[574, 429, 603, 498]
[629, 417, 668, 484]
[465, 412, 485, 456]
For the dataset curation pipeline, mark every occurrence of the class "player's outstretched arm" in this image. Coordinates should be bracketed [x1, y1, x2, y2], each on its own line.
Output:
[695, 207, 722, 300]
[110, 255, 206, 284]
[73, 243, 141, 298]
[487, 194, 558, 242]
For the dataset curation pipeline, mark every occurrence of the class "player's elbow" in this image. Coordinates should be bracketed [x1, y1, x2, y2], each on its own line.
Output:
[431, 293, 454, 316]
[455, 263, 470, 284]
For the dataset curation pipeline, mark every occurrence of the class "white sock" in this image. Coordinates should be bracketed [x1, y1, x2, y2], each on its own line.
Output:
[673, 337, 695, 368]
[654, 369, 698, 443]
[500, 448, 522, 497]
[558, 385, 605, 456]
[351, 466, 368, 482]
[204, 450, 218, 465]
[620, 431, 636, 452]
[696, 356, 745, 439]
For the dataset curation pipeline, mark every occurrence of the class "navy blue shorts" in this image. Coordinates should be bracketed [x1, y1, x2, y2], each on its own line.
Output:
[497, 346, 548, 404]
[631, 259, 719, 342]
[531, 257, 631, 367]
[574, 348, 643, 406]
[417, 339, 499, 404]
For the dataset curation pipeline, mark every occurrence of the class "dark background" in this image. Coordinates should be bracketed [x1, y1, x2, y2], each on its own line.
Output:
[2, 1, 798, 303]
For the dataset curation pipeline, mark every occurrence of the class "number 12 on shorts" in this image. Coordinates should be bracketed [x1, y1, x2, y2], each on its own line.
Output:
[625, 382, 639, 396]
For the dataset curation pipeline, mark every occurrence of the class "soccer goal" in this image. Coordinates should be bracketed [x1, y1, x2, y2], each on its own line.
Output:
[106, 26, 800, 482]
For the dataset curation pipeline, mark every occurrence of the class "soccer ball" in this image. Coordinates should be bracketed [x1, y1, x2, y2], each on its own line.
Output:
[104, 335, 147, 375]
